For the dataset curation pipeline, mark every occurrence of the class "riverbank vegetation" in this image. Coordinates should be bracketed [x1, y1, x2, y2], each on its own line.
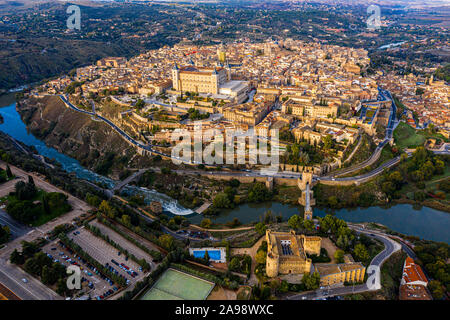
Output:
[135, 169, 206, 210]
[314, 179, 386, 209]
[314, 147, 450, 213]
[413, 240, 449, 300]
[379, 147, 449, 211]
[0, 131, 107, 206]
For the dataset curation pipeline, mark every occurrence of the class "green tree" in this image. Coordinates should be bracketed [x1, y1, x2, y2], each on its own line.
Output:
[247, 182, 272, 203]
[0, 225, 10, 244]
[5, 164, 13, 179]
[327, 196, 339, 207]
[200, 218, 212, 229]
[99, 200, 113, 215]
[229, 257, 240, 271]
[56, 278, 69, 296]
[323, 135, 333, 150]
[428, 280, 444, 300]
[121, 215, 131, 226]
[24, 258, 40, 276]
[255, 222, 267, 236]
[354, 244, 369, 263]
[255, 250, 266, 265]
[334, 249, 345, 263]
[41, 265, 52, 285]
[301, 272, 320, 290]
[213, 192, 232, 209]
[158, 234, 174, 251]
[303, 219, 314, 231]
[288, 214, 303, 230]
[10, 249, 24, 265]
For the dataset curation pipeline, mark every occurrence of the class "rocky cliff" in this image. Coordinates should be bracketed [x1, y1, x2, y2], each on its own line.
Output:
[17, 95, 151, 178]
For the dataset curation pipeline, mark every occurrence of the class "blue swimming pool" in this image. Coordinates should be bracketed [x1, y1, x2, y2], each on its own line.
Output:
[192, 250, 222, 261]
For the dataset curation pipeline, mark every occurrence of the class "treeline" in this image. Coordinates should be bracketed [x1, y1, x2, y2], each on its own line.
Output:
[0, 133, 107, 208]
[6, 176, 71, 225]
[84, 222, 151, 271]
[10, 241, 71, 296]
[380, 147, 448, 201]
[414, 241, 449, 300]
[95, 215, 162, 262]
[209, 181, 273, 216]
[172, 263, 240, 290]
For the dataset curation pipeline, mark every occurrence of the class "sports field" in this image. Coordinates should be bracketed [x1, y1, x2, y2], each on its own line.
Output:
[141, 268, 215, 300]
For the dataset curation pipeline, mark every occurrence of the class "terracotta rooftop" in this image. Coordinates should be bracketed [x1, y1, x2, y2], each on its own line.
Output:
[402, 257, 428, 285]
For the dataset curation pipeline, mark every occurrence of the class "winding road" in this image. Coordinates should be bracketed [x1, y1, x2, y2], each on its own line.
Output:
[287, 226, 401, 300]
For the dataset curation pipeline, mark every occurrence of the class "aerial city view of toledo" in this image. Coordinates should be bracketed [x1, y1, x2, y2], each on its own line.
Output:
[0, 0, 448, 311]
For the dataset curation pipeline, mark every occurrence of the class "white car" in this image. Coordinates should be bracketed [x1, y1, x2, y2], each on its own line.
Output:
[22, 278, 28, 283]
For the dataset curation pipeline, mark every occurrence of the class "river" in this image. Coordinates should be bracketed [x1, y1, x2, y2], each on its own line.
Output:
[0, 101, 192, 215]
[0, 99, 449, 243]
[184, 202, 450, 244]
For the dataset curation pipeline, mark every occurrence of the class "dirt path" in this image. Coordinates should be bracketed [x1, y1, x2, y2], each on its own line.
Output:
[191, 224, 254, 232]
[320, 237, 338, 264]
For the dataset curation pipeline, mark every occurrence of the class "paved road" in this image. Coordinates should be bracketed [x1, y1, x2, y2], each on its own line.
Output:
[324, 88, 396, 179]
[318, 154, 404, 183]
[0, 209, 31, 240]
[287, 227, 401, 300]
[0, 257, 61, 300]
[0, 162, 91, 300]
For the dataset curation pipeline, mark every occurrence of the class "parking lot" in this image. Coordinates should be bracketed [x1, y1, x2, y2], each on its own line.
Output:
[89, 219, 157, 269]
[42, 239, 119, 300]
[66, 226, 149, 298]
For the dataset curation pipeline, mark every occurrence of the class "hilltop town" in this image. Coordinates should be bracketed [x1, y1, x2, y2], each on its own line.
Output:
[35, 40, 448, 174]
[1, 0, 450, 311]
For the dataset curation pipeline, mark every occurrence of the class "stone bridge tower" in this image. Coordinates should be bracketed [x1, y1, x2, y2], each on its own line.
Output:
[297, 171, 316, 220]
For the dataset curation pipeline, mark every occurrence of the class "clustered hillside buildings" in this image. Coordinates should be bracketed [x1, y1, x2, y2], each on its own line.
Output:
[378, 73, 450, 134]
[38, 39, 449, 168]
